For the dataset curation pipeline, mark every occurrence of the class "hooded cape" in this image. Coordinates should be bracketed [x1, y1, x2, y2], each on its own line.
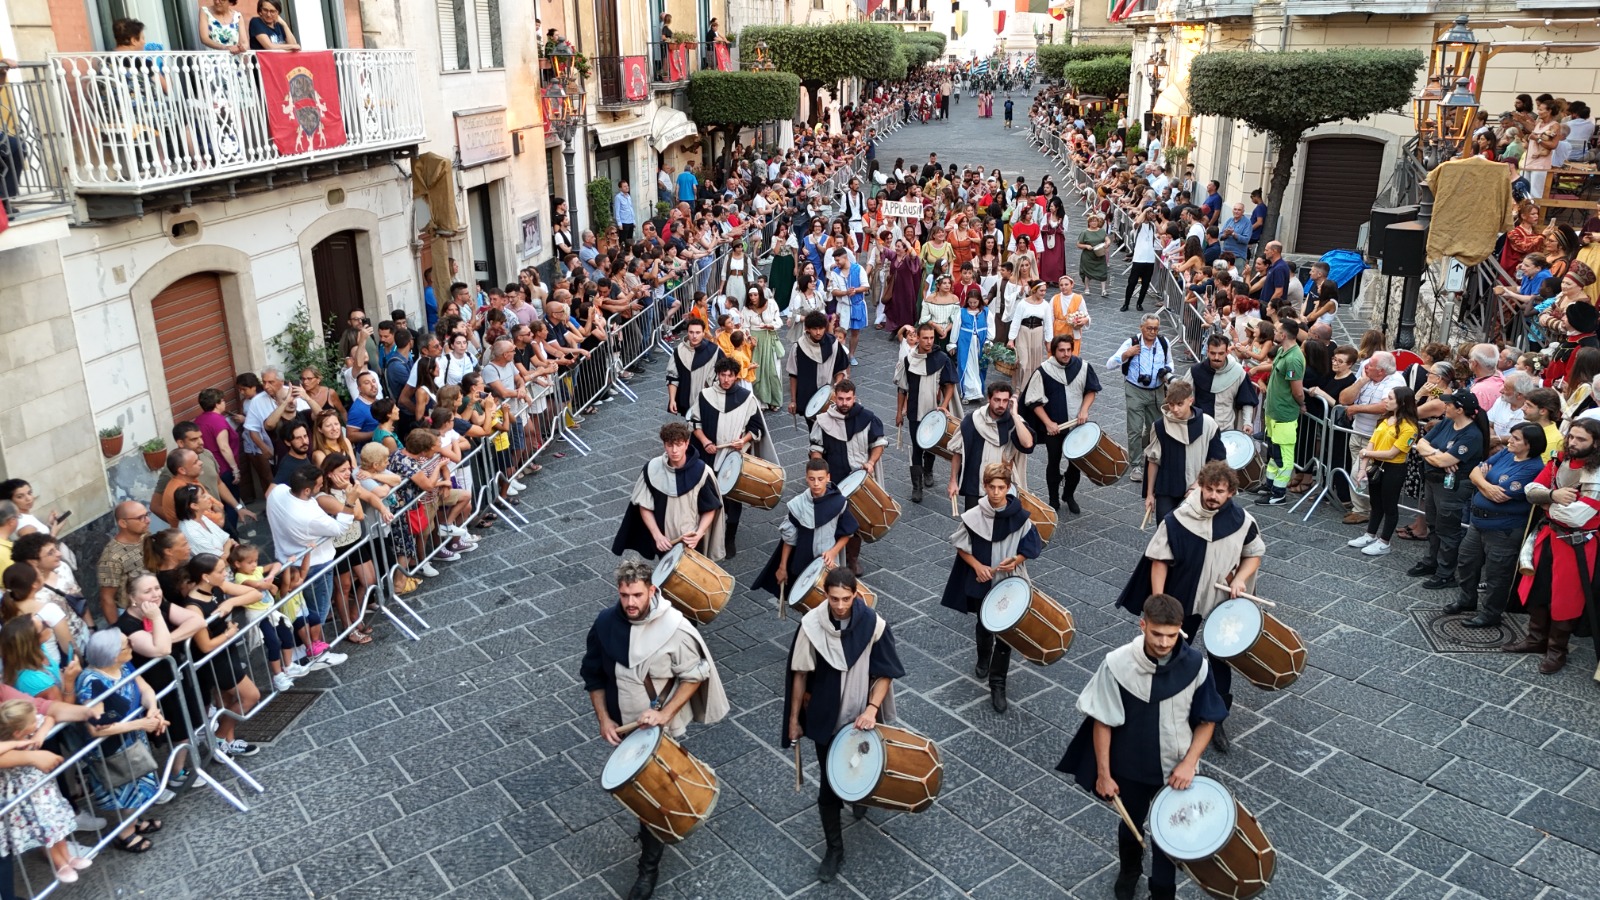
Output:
[1116, 490, 1263, 620]
[781, 597, 905, 748]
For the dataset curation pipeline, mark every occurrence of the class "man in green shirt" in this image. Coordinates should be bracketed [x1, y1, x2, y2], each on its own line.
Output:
[1258, 319, 1305, 506]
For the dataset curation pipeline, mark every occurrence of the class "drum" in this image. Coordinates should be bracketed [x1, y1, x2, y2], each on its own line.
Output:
[1015, 489, 1058, 544]
[789, 556, 878, 612]
[651, 544, 734, 625]
[600, 725, 720, 844]
[838, 469, 902, 542]
[714, 449, 785, 509]
[915, 410, 959, 460]
[1203, 598, 1307, 691]
[1219, 431, 1265, 492]
[979, 576, 1075, 665]
[1149, 775, 1275, 900]
[1062, 422, 1129, 486]
[825, 722, 942, 813]
[804, 385, 834, 419]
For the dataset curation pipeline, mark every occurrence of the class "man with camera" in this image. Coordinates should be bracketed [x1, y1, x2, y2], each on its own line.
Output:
[1106, 315, 1173, 483]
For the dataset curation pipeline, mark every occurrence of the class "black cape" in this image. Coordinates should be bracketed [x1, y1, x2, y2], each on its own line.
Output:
[1115, 500, 1254, 619]
[939, 497, 1042, 613]
[610, 456, 724, 559]
[779, 598, 905, 749]
[752, 486, 858, 597]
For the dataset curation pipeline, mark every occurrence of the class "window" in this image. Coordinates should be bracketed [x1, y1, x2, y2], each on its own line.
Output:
[476, 0, 504, 68]
[438, 0, 470, 71]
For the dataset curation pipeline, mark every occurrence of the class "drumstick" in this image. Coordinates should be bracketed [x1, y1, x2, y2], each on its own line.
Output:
[1213, 582, 1277, 608]
[616, 721, 642, 739]
[950, 494, 959, 518]
[1139, 505, 1152, 531]
[1110, 795, 1146, 848]
[794, 743, 804, 792]
[897, 421, 904, 449]
[779, 580, 789, 619]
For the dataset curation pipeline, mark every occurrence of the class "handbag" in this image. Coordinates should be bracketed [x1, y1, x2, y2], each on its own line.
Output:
[100, 737, 157, 789]
[407, 505, 430, 535]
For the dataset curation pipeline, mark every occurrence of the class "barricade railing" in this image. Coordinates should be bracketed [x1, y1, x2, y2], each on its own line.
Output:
[1288, 403, 1426, 524]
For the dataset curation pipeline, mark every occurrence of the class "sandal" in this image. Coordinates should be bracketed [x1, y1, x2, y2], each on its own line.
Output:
[113, 834, 153, 854]
[1396, 525, 1428, 541]
[134, 819, 162, 835]
[347, 631, 373, 645]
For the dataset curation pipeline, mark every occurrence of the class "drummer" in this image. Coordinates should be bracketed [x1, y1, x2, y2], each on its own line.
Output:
[611, 422, 727, 561]
[788, 310, 851, 428]
[1142, 381, 1227, 522]
[1022, 334, 1101, 514]
[809, 379, 888, 575]
[1056, 592, 1227, 900]
[753, 459, 859, 602]
[688, 357, 779, 559]
[668, 319, 725, 417]
[580, 556, 731, 900]
[939, 462, 1042, 713]
[893, 322, 958, 504]
[781, 567, 905, 885]
[1181, 333, 1257, 434]
[948, 381, 1036, 511]
[1116, 461, 1263, 753]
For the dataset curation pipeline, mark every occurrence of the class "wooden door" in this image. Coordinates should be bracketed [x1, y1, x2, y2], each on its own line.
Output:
[312, 230, 367, 342]
[1294, 137, 1385, 256]
[152, 273, 236, 424]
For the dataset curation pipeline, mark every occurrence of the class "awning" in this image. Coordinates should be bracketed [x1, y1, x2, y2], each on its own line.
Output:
[1153, 79, 1189, 118]
[652, 108, 698, 149]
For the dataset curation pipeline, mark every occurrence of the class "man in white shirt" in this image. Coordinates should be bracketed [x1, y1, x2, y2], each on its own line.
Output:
[842, 177, 867, 251]
[1487, 371, 1534, 448]
[1337, 352, 1405, 524]
[1122, 208, 1161, 312]
[1146, 164, 1170, 200]
[265, 464, 352, 669]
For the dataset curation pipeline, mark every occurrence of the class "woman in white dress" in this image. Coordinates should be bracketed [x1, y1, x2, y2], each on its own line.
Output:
[1007, 280, 1055, 392]
[788, 272, 826, 345]
[919, 274, 962, 346]
[719, 241, 750, 306]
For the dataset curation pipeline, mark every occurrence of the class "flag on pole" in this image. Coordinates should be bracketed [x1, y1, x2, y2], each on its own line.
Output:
[1109, 0, 1140, 22]
[973, 57, 990, 76]
[953, 10, 968, 36]
[993, 10, 1006, 33]
[1048, 0, 1068, 20]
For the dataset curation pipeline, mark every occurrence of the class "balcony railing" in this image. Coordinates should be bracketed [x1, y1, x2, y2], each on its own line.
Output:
[596, 55, 650, 108]
[650, 42, 707, 87]
[0, 63, 72, 222]
[48, 49, 424, 194]
[871, 8, 932, 21]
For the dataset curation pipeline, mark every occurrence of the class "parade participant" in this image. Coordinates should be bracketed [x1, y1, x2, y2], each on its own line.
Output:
[893, 323, 958, 503]
[1182, 333, 1258, 434]
[581, 557, 730, 900]
[753, 459, 859, 601]
[781, 568, 905, 884]
[940, 462, 1042, 713]
[611, 422, 725, 561]
[787, 311, 851, 426]
[809, 379, 887, 574]
[1106, 315, 1172, 483]
[1022, 335, 1101, 513]
[1050, 274, 1090, 356]
[1057, 592, 1228, 900]
[688, 357, 778, 559]
[1116, 461, 1263, 752]
[1143, 381, 1227, 522]
[1505, 418, 1600, 674]
[828, 248, 870, 364]
[948, 381, 1035, 510]
[666, 319, 724, 417]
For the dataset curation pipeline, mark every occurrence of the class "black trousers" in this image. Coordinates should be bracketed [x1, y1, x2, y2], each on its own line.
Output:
[1041, 432, 1083, 504]
[912, 447, 935, 473]
[1124, 262, 1156, 308]
[1456, 524, 1520, 617]
[724, 499, 743, 539]
[1424, 480, 1470, 580]
[619, 223, 635, 243]
[814, 739, 844, 811]
[1153, 492, 1181, 523]
[1183, 612, 1233, 710]
[1367, 461, 1407, 542]
[963, 494, 978, 512]
[1118, 778, 1179, 891]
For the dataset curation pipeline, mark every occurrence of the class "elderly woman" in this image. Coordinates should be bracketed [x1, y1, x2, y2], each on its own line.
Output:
[75, 629, 170, 853]
[173, 484, 232, 560]
[10, 534, 90, 654]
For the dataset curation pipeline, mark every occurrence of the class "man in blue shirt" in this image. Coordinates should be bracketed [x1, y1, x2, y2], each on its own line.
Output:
[1249, 189, 1268, 255]
[677, 163, 698, 204]
[612, 180, 637, 243]
[579, 230, 603, 280]
[1200, 180, 1223, 226]
[1260, 241, 1293, 310]
[346, 371, 382, 443]
[1219, 202, 1252, 259]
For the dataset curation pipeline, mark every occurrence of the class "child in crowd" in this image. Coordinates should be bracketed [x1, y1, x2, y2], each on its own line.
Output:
[229, 544, 307, 692]
[0, 700, 88, 882]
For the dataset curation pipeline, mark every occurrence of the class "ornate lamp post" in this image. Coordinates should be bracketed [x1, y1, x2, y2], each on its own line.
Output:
[543, 44, 587, 225]
[749, 39, 775, 72]
[1145, 32, 1166, 132]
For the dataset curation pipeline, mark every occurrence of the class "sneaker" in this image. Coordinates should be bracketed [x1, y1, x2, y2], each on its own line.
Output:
[1362, 540, 1392, 557]
[506, 483, 523, 496]
[435, 548, 461, 562]
[418, 563, 440, 577]
[224, 740, 260, 758]
[850, 356, 860, 366]
[306, 653, 337, 672]
[448, 539, 476, 554]
[283, 662, 310, 678]
[1346, 533, 1376, 549]
[439, 523, 465, 538]
[320, 650, 348, 667]
[154, 789, 177, 805]
[273, 672, 294, 692]
[73, 811, 106, 832]
[1254, 490, 1287, 506]
[510, 478, 528, 491]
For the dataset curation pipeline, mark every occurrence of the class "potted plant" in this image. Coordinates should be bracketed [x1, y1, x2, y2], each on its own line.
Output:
[98, 426, 124, 459]
[140, 438, 167, 471]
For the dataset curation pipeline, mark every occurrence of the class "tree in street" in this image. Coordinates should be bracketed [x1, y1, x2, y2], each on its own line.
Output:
[688, 70, 802, 168]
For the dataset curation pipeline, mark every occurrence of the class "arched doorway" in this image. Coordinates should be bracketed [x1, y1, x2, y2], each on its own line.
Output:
[311, 230, 368, 342]
[1294, 137, 1386, 256]
[153, 273, 237, 424]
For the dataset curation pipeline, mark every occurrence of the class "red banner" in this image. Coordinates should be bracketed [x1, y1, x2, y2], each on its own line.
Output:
[993, 11, 1007, 34]
[667, 43, 689, 82]
[714, 43, 731, 71]
[258, 50, 347, 156]
[623, 56, 648, 100]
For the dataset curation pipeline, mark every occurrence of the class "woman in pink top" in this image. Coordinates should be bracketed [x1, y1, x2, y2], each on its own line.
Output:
[194, 388, 241, 486]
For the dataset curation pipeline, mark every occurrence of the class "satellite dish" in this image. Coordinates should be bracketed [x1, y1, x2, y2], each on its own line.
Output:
[413, 196, 433, 233]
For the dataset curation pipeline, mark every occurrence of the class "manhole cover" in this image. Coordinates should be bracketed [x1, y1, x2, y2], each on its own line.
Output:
[234, 690, 323, 744]
[1409, 610, 1525, 653]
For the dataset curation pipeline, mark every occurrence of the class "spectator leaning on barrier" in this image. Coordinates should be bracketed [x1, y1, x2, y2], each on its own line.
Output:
[1337, 351, 1404, 525]
[264, 465, 352, 671]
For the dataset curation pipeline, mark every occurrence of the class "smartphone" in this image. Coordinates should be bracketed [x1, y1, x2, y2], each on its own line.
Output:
[55, 510, 72, 524]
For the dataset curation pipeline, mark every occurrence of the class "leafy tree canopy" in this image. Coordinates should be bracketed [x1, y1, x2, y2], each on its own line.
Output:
[1038, 42, 1129, 75]
[1062, 55, 1131, 98]
[742, 24, 902, 85]
[688, 70, 802, 126]
[902, 31, 947, 56]
[1186, 49, 1424, 142]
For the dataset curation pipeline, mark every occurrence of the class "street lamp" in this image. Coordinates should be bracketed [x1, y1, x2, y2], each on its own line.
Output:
[542, 44, 587, 231]
[1145, 33, 1166, 134]
[749, 39, 775, 72]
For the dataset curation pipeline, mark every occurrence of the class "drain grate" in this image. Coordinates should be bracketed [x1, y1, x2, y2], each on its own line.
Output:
[1409, 610, 1526, 653]
[234, 690, 323, 744]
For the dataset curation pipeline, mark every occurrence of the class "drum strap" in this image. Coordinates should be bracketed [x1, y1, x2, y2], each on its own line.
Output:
[644, 676, 678, 710]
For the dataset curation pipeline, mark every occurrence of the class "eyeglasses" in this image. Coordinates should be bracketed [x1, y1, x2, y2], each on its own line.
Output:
[118, 512, 151, 521]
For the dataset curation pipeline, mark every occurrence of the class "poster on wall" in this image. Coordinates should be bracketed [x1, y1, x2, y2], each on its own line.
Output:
[623, 56, 648, 101]
[519, 212, 543, 260]
[258, 51, 348, 156]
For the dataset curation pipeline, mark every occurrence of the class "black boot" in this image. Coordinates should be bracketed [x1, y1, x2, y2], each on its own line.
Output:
[725, 530, 737, 559]
[1113, 839, 1143, 900]
[910, 467, 924, 504]
[1148, 883, 1177, 900]
[817, 801, 845, 883]
[974, 622, 994, 681]
[989, 640, 1011, 714]
[1046, 475, 1060, 511]
[923, 457, 935, 481]
[629, 826, 665, 900]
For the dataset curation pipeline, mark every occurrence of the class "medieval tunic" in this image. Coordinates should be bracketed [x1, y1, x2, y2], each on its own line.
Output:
[787, 332, 850, 422]
[809, 404, 889, 486]
[1022, 355, 1101, 428]
[949, 404, 1034, 499]
[687, 381, 778, 467]
[781, 598, 905, 767]
[1182, 356, 1258, 434]
[1144, 411, 1226, 515]
[1518, 455, 1600, 623]
[667, 339, 724, 416]
[894, 347, 958, 465]
[580, 597, 731, 739]
[753, 486, 860, 598]
[611, 454, 727, 561]
[940, 495, 1042, 612]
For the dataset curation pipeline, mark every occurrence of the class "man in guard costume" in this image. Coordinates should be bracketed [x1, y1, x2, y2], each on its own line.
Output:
[754, 458, 859, 604]
[688, 357, 778, 558]
[667, 319, 724, 417]
[948, 381, 1035, 511]
[788, 310, 851, 426]
[1181, 333, 1257, 435]
[782, 568, 905, 884]
[1058, 592, 1228, 900]
[1142, 381, 1227, 522]
[1116, 461, 1262, 752]
[1022, 334, 1101, 514]
[894, 322, 957, 503]
[940, 462, 1042, 713]
[582, 557, 730, 900]
[809, 379, 887, 575]
[612, 421, 726, 561]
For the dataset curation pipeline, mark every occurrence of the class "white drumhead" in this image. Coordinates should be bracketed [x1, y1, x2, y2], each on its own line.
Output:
[838, 469, 868, 498]
[1204, 598, 1264, 659]
[916, 410, 949, 448]
[805, 386, 834, 417]
[980, 576, 1033, 633]
[600, 726, 663, 790]
[651, 544, 685, 588]
[1219, 431, 1255, 470]
[1062, 422, 1102, 458]
[797, 557, 828, 597]
[1149, 776, 1237, 861]
[826, 726, 885, 802]
[714, 449, 742, 495]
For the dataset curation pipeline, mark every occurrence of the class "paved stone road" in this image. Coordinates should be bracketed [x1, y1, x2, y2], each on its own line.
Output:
[136, 100, 1600, 900]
